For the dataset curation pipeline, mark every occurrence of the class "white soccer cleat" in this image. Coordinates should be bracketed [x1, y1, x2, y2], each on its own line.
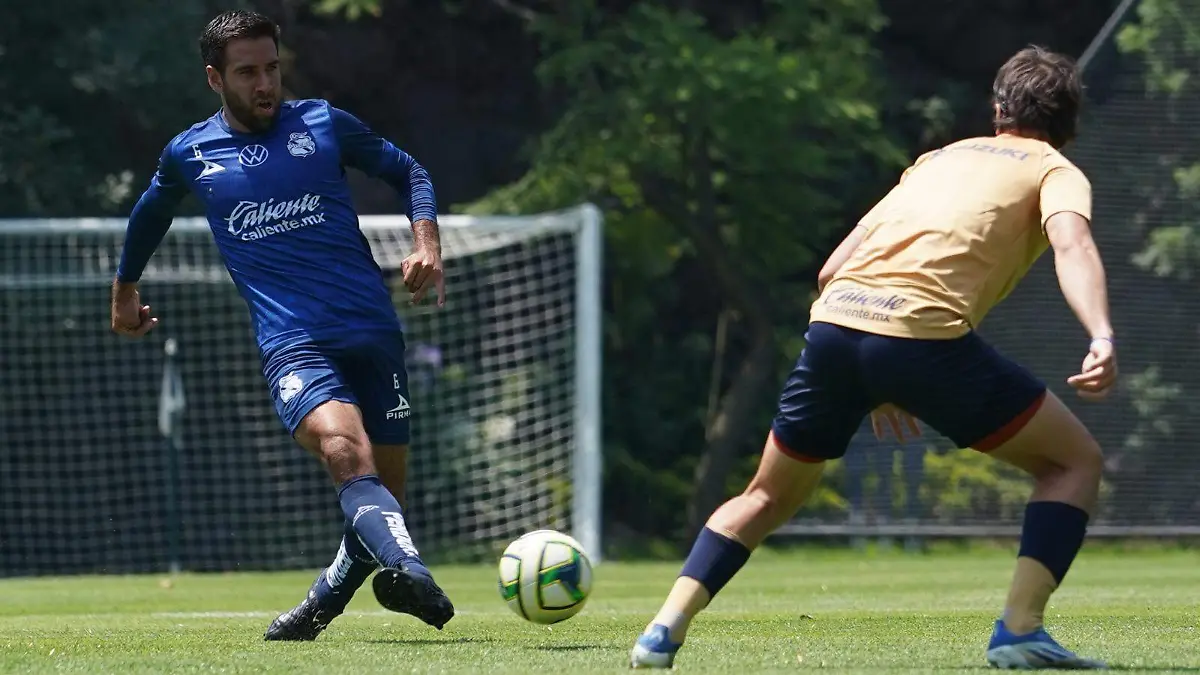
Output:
[630, 624, 681, 669]
[985, 619, 1107, 669]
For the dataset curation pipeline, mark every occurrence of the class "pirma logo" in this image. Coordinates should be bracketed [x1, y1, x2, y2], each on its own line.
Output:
[385, 394, 411, 420]
[382, 511, 419, 557]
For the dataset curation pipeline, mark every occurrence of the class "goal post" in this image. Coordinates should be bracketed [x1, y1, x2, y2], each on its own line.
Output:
[0, 203, 603, 576]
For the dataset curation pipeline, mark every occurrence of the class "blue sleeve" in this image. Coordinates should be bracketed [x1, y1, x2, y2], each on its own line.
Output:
[329, 105, 438, 223]
[117, 140, 188, 282]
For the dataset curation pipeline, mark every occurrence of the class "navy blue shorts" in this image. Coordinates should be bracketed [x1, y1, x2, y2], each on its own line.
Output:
[261, 330, 412, 445]
[770, 322, 1046, 461]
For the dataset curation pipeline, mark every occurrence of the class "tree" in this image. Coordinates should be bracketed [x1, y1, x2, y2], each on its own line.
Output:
[1103, 0, 1200, 521]
[468, 0, 904, 536]
[0, 2, 214, 217]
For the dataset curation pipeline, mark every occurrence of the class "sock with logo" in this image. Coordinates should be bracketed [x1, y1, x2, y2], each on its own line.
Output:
[338, 475, 430, 577]
[311, 520, 378, 611]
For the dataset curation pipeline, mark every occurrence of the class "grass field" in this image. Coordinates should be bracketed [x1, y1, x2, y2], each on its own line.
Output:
[1, 546, 1197, 673]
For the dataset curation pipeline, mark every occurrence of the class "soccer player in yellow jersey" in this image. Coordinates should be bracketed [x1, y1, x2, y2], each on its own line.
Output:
[632, 46, 1114, 670]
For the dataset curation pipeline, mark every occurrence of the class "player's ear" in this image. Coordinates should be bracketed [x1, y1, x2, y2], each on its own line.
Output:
[205, 65, 223, 94]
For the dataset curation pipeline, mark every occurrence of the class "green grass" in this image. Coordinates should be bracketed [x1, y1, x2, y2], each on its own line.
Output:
[1, 547, 1197, 673]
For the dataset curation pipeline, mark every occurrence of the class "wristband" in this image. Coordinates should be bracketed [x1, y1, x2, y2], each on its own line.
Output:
[1091, 336, 1115, 346]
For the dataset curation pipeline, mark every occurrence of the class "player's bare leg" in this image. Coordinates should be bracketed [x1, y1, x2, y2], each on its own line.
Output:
[981, 391, 1107, 669]
[374, 444, 409, 508]
[631, 432, 825, 668]
[265, 402, 451, 641]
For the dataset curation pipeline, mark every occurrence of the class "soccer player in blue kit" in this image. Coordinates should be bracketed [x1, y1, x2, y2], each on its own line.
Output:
[110, 10, 453, 640]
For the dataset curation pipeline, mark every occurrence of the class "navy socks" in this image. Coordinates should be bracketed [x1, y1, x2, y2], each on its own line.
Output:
[311, 520, 377, 611]
[679, 527, 752, 598]
[1018, 501, 1089, 584]
[338, 475, 429, 575]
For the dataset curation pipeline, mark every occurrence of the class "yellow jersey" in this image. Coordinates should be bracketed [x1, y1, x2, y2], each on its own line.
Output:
[809, 134, 1092, 339]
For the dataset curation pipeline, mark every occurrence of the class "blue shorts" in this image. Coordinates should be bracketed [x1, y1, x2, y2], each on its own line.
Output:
[771, 321, 1046, 461]
[261, 330, 412, 445]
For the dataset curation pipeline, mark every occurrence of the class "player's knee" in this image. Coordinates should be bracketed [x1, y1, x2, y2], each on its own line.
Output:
[318, 432, 373, 480]
[1027, 437, 1103, 503]
[1066, 437, 1104, 483]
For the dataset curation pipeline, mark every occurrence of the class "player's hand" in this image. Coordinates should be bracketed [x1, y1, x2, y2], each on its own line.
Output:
[1067, 337, 1117, 400]
[870, 404, 922, 444]
[401, 246, 446, 307]
[110, 282, 158, 338]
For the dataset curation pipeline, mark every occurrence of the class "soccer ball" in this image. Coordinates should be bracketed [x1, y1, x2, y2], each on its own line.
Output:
[498, 529, 593, 624]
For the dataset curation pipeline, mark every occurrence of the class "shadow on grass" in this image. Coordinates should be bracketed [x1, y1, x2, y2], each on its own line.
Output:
[1104, 662, 1200, 667]
[529, 644, 608, 652]
[361, 636, 499, 646]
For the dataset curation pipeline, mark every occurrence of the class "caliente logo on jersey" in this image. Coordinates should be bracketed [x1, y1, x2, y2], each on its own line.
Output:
[225, 194, 327, 241]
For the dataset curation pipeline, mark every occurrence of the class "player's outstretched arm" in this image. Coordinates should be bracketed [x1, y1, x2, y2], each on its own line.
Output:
[1046, 211, 1117, 399]
[112, 142, 187, 338]
[330, 104, 445, 306]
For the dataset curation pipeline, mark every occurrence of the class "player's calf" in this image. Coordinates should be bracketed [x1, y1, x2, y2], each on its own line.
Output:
[297, 401, 454, 628]
[632, 434, 825, 668]
[985, 392, 1103, 636]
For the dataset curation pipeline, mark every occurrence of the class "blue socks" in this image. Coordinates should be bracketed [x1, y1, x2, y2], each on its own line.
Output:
[338, 474, 429, 575]
[311, 520, 377, 611]
[679, 527, 752, 598]
[1018, 501, 1089, 583]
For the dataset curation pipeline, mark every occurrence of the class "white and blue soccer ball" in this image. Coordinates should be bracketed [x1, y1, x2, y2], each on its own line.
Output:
[498, 529, 593, 624]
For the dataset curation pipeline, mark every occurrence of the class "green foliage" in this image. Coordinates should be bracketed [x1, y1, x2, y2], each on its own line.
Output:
[1119, 0, 1200, 279]
[311, 0, 382, 20]
[1111, 0, 1200, 523]
[1124, 366, 1183, 454]
[920, 449, 1030, 523]
[0, 2, 214, 217]
[1116, 0, 1200, 97]
[468, 0, 903, 540]
[802, 447, 1042, 524]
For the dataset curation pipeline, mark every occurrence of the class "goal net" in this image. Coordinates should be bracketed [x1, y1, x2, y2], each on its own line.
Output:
[781, 0, 1200, 540]
[0, 204, 602, 576]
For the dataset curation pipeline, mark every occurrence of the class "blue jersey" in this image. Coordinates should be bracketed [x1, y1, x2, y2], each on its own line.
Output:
[117, 99, 437, 352]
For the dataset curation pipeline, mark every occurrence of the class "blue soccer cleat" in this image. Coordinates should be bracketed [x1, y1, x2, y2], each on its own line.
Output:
[372, 562, 455, 629]
[630, 624, 682, 669]
[986, 619, 1107, 669]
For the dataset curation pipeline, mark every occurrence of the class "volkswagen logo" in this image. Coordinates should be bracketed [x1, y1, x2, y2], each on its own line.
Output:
[239, 144, 269, 167]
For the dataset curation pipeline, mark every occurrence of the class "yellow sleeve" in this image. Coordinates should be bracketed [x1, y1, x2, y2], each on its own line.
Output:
[857, 153, 927, 231]
[1039, 157, 1092, 228]
[857, 185, 899, 231]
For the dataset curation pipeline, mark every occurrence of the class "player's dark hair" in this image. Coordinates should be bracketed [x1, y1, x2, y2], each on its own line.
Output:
[199, 10, 280, 73]
[992, 46, 1082, 149]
